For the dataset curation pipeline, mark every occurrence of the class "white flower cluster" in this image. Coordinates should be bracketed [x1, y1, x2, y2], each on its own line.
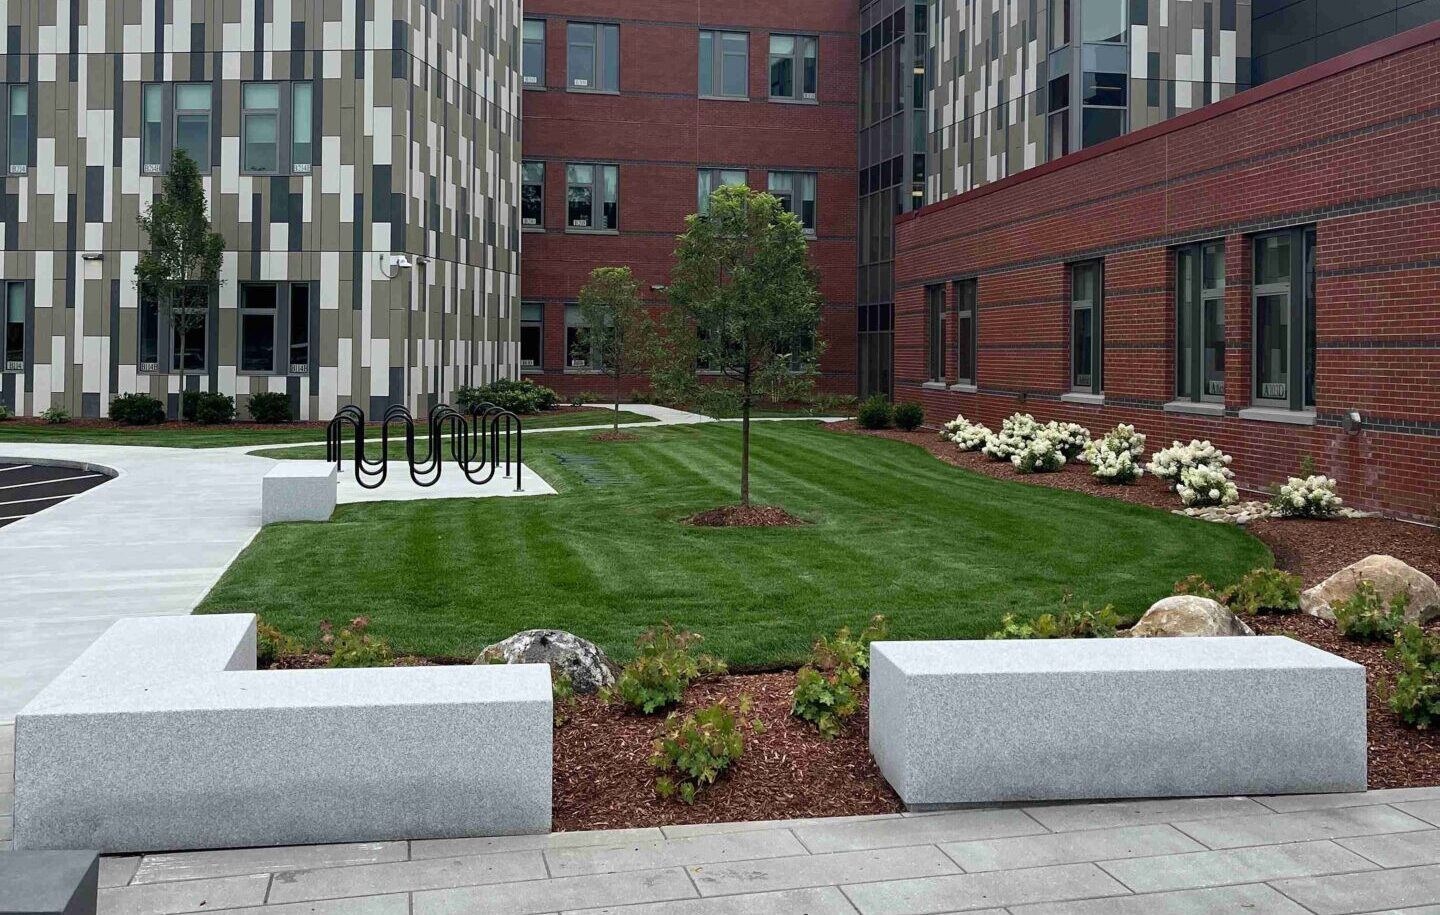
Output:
[939, 416, 968, 439]
[1177, 465, 1240, 506]
[939, 414, 993, 452]
[1011, 431, 1066, 474]
[1090, 423, 1147, 459]
[1147, 439, 1233, 485]
[1274, 474, 1343, 518]
[1044, 421, 1091, 460]
[1089, 447, 1143, 484]
[982, 413, 1040, 461]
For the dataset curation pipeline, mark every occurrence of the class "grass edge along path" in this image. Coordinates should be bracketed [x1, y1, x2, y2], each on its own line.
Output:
[197, 421, 1271, 669]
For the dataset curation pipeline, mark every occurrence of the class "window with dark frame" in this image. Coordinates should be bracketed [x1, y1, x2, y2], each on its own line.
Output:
[288, 284, 310, 373]
[926, 284, 945, 382]
[1252, 226, 1317, 411]
[769, 34, 818, 100]
[173, 84, 213, 172]
[700, 30, 749, 99]
[954, 278, 977, 386]
[523, 19, 545, 86]
[171, 295, 209, 373]
[1070, 260, 1103, 393]
[3, 281, 24, 371]
[564, 303, 601, 370]
[567, 22, 619, 92]
[291, 83, 313, 172]
[522, 161, 545, 228]
[139, 296, 159, 371]
[239, 284, 279, 373]
[520, 303, 543, 369]
[142, 84, 165, 173]
[241, 83, 281, 174]
[1175, 241, 1225, 402]
[768, 171, 816, 235]
[5, 85, 28, 174]
[697, 168, 746, 215]
[566, 163, 618, 231]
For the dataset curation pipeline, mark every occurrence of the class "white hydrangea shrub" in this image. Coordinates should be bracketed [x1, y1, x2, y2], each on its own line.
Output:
[1273, 474, 1343, 518]
[1011, 430, 1066, 474]
[1177, 465, 1239, 506]
[982, 412, 1040, 461]
[1089, 423, 1146, 459]
[1045, 421, 1091, 460]
[940, 415, 968, 440]
[1147, 439, 1233, 485]
[953, 421, 992, 452]
[1089, 448, 1143, 484]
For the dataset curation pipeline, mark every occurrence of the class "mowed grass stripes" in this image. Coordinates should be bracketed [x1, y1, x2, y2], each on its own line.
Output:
[197, 423, 1271, 667]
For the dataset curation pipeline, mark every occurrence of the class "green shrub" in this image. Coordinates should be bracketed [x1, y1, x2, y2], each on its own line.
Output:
[552, 671, 577, 727]
[570, 391, 601, 407]
[1387, 623, 1438, 729]
[456, 379, 559, 415]
[813, 614, 887, 676]
[893, 402, 924, 431]
[856, 395, 892, 430]
[109, 393, 166, 426]
[247, 391, 293, 424]
[604, 624, 726, 714]
[41, 406, 70, 424]
[321, 617, 393, 668]
[1333, 581, 1409, 642]
[1227, 568, 1303, 615]
[1173, 574, 1222, 601]
[189, 392, 235, 425]
[652, 697, 758, 804]
[789, 616, 885, 739]
[988, 599, 1121, 640]
[0, 404, 11, 421]
[256, 622, 301, 667]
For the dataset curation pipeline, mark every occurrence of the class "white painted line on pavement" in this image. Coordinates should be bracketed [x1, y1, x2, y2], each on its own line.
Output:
[0, 494, 73, 508]
[0, 474, 104, 492]
[0, 464, 34, 473]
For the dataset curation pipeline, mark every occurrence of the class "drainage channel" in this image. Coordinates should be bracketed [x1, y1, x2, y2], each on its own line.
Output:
[0, 463, 111, 528]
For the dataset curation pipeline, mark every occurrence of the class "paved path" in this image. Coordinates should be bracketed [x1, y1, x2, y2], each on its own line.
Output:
[2, 743, 1432, 915]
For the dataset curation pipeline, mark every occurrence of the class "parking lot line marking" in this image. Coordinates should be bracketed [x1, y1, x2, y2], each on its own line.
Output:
[0, 474, 104, 493]
[0, 494, 73, 508]
[0, 464, 35, 473]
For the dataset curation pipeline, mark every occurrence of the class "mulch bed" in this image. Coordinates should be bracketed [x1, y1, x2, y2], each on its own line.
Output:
[590, 431, 642, 443]
[684, 505, 810, 528]
[553, 672, 901, 832]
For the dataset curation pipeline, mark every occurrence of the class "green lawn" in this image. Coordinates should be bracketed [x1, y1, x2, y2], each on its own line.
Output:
[0, 408, 649, 449]
[198, 422, 1271, 668]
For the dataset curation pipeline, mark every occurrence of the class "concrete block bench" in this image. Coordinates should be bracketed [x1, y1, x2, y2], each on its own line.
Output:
[261, 463, 336, 524]
[869, 637, 1366, 808]
[0, 851, 98, 915]
[13, 615, 551, 853]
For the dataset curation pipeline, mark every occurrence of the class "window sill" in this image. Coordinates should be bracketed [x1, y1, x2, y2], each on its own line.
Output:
[522, 226, 545, 233]
[1238, 406, 1316, 427]
[564, 368, 604, 375]
[565, 228, 620, 236]
[921, 381, 948, 390]
[769, 96, 819, 106]
[1060, 392, 1105, 406]
[523, 84, 546, 91]
[1163, 400, 1225, 417]
[521, 367, 543, 374]
[949, 383, 978, 393]
[699, 94, 750, 103]
[567, 87, 620, 95]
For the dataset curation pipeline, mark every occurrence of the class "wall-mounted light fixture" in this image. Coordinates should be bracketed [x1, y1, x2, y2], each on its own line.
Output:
[1342, 411, 1364, 434]
[378, 254, 413, 279]
[80, 252, 103, 261]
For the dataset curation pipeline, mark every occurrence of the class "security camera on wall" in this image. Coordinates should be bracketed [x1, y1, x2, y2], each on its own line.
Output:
[389, 255, 413, 269]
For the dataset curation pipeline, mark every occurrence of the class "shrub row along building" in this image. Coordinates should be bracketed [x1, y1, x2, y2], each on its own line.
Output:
[0, 1, 1435, 516]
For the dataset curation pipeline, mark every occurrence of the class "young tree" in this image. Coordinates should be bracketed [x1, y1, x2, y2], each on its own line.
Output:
[667, 184, 822, 506]
[574, 266, 660, 432]
[134, 148, 226, 418]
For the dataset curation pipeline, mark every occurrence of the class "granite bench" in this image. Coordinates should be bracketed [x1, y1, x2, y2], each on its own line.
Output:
[261, 462, 336, 524]
[13, 615, 552, 853]
[869, 637, 1366, 808]
[0, 851, 98, 915]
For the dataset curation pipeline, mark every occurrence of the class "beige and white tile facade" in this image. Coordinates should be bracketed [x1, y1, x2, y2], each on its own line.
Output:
[0, 0, 522, 420]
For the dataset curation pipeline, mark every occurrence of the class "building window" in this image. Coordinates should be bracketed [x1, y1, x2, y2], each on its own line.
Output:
[5, 85, 28, 174]
[291, 83, 313, 172]
[3, 281, 24, 371]
[566, 163, 618, 231]
[768, 171, 816, 235]
[520, 302, 543, 369]
[171, 296, 209, 373]
[173, 83, 212, 171]
[288, 284, 310, 373]
[1070, 261, 1103, 393]
[142, 85, 165, 173]
[523, 19, 546, 87]
[954, 278, 977, 385]
[700, 31, 749, 99]
[567, 22, 619, 92]
[697, 168, 746, 215]
[522, 161, 545, 228]
[770, 34, 818, 100]
[926, 285, 945, 381]
[1081, 0, 1126, 43]
[565, 303, 600, 369]
[242, 84, 280, 173]
[1252, 227, 1317, 410]
[139, 296, 159, 371]
[1176, 241, 1225, 402]
[1050, 0, 1070, 50]
[239, 284, 278, 373]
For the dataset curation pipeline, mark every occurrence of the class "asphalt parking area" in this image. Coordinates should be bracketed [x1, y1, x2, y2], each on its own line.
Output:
[0, 462, 111, 529]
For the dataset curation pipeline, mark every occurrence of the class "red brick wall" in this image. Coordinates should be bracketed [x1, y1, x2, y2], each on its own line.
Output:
[521, 1, 859, 397]
[892, 26, 1440, 519]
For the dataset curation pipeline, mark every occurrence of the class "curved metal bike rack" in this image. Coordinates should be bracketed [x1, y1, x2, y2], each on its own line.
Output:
[324, 402, 524, 492]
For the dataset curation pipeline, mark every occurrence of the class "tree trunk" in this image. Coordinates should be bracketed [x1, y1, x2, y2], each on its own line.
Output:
[613, 371, 621, 432]
[739, 397, 751, 507]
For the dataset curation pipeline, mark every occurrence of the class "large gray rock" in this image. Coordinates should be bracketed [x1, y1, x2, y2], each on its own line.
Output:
[479, 629, 616, 693]
[1301, 554, 1440, 624]
[1129, 595, 1255, 637]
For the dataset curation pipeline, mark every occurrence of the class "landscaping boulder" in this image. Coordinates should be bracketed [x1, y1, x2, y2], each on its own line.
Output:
[478, 629, 616, 693]
[1301, 555, 1440, 624]
[1128, 596, 1255, 638]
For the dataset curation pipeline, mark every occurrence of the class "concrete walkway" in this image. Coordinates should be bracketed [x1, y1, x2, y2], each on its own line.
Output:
[3, 758, 1430, 914]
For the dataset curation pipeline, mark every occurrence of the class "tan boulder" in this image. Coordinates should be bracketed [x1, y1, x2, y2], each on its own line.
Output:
[1301, 555, 1440, 624]
[1128, 595, 1256, 638]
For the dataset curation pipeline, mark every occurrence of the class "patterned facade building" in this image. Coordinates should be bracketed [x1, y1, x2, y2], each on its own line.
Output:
[0, 0, 523, 420]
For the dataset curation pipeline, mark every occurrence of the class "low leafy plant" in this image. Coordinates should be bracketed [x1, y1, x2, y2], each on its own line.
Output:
[570, 391, 601, 407]
[321, 616, 393, 668]
[457, 378, 560, 414]
[192, 392, 235, 425]
[1271, 473, 1343, 518]
[109, 393, 166, 425]
[256, 621, 301, 667]
[856, 395, 892, 430]
[1333, 581, 1409, 643]
[0, 404, 11, 421]
[652, 696, 759, 804]
[893, 402, 924, 431]
[247, 391, 293, 424]
[40, 406, 70, 424]
[791, 664, 860, 739]
[552, 671, 577, 727]
[813, 615, 887, 676]
[1173, 574, 1223, 601]
[1227, 568, 1303, 615]
[987, 598, 1121, 639]
[605, 624, 726, 714]
[1387, 623, 1438, 730]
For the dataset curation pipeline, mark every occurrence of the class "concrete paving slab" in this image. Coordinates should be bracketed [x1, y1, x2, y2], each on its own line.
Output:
[561, 886, 863, 914]
[544, 829, 807, 877]
[792, 808, 1046, 853]
[689, 846, 959, 897]
[131, 842, 409, 883]
[267, 850, 548, 903]
[1173, 806, 1435, 850]
[1273, 863, 1440, 914]
[939, 824, 1207, 872]
[1008, 883, 1311, 914]
[98, 873, 271, 915]
[1400, 802, 1440, 828]
[1098, 839, 1378, 893]
[1254, 787, 1440, 814]
[172, 896, 411, 915]
[1338, 830, 1440, 868]
[839, 861, 1130, 915]
[413, 867, 697, 915]
[411, 827, 666, 860]
[1024, 797, 1271, 832]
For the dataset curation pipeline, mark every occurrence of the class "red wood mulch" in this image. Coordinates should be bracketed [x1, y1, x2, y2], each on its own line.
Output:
[684, 505, 810, 527]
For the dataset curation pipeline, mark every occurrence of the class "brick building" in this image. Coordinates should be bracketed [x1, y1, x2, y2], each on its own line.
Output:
[516, 1, 860, 397]
[891, 23, 1440, 518]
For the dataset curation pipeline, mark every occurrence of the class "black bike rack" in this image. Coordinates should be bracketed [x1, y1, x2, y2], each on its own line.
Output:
[325, 402, 524, 492]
